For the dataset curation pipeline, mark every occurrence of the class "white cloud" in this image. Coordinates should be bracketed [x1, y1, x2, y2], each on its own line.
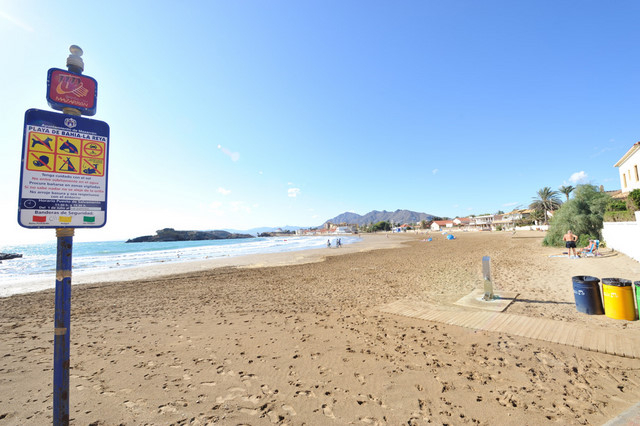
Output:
[217, 187, 231, 195]
[217, 144, 240, 162]
[432, 169, 439, 175]
[288, 188, 300, 198]
[209, 201, 223, 209]
[569, 171, 588, 184]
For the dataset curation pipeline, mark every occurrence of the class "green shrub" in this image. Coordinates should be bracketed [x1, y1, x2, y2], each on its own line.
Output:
[371, 221, 391, 232]
[577, 234, 596, 247]
[628, 189, 640, 212]
[515, 218, 534, 226]
[603, 211, 636, 222]
[543, 184, 611, 247]
[606, 199, 627, 212]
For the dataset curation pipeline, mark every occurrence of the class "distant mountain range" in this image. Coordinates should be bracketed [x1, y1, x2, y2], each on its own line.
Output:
[222, 210, 436, 235]
[323, 209, 435, 226]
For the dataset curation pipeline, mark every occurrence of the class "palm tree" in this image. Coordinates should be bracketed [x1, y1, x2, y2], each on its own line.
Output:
[558, 185, 575, 201]
[529, 187, 562, 224]
[529, 209, 545, 225]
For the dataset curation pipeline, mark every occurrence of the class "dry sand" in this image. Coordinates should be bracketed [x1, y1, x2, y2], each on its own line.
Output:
[1, 231, 640, 425]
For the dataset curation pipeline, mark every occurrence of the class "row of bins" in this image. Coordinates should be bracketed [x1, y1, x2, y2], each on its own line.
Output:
[572, 276, 639, 321]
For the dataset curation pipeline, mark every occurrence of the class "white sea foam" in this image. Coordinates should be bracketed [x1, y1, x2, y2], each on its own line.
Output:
[0, 236, 359, 297]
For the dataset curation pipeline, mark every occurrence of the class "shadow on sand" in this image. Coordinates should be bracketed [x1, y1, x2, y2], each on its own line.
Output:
[511, 298, 574, 306]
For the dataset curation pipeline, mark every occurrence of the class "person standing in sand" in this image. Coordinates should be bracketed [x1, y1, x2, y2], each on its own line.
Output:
[563, 230, 578, 258]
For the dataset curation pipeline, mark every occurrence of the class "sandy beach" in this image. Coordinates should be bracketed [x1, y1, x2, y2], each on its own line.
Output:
[1, 231, 640, 425]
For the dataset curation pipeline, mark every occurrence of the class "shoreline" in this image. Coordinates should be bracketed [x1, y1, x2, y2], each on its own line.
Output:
[73, 233, 412, 284]
[1, 233, 413, 297]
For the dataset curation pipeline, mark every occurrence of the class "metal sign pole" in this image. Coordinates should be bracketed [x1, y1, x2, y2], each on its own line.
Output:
[53, 46, 84, 426]
[53, 228, 74, 425]
[18, 43, 107, 426]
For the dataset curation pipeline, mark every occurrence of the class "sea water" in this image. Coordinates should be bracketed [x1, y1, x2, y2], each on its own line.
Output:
[0, 235, 360, 297]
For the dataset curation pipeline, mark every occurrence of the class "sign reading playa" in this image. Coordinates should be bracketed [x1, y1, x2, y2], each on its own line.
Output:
[18, 109, 110, 228]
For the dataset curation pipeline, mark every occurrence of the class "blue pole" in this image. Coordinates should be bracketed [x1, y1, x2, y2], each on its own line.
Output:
[53, 228, 74, 426]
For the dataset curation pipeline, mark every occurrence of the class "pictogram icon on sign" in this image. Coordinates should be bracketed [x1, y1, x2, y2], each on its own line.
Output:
[82, 141, 104, 157]
[56, 73, 89, 97]
[57, 155, 80, 173]
[28, 152, 54, 171]
[30, 133, 54, 152]
[82, 158, 103, 176]
[58, 137, 80, 154]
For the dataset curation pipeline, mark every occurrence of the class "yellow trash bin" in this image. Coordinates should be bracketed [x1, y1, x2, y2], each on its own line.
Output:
[601, 278, 637, 321]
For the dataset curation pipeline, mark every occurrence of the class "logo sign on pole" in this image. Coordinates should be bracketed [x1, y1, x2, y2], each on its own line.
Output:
[18, 109, 109, 228]
[46, 68, 98, 116]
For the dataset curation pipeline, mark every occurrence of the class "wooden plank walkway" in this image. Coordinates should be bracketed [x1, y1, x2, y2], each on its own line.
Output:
[378, 299, 640, 359]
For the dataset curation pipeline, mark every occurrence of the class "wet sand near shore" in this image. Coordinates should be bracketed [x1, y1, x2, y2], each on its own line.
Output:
[1, 231, 640, 425]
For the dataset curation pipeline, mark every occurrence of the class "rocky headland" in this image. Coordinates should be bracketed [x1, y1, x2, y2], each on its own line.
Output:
[0, 253, 23, 261]
[126, 228, 254, 243]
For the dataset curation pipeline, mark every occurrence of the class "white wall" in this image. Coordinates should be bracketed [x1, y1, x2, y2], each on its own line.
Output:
[602, 212, 640, 262]
[514, 225, 549, 231]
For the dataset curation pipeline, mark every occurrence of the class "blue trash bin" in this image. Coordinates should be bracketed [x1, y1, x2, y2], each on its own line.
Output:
[572, 276, 604, 315]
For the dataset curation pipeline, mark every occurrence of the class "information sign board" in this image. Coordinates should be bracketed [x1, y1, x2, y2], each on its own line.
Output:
[46, 68, 98, 116]
[18, 109, 109, 228]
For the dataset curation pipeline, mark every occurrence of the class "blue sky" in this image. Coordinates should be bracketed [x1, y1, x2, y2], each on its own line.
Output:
[1, 1, 639, 243]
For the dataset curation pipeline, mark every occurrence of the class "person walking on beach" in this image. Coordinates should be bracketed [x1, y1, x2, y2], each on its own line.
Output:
[563, 230, 578, 258]
[327, 239, 331, 248]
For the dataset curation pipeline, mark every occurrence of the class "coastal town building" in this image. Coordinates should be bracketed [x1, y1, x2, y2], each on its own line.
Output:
[614, 141, 640, 193]
[603, 141, 640, 262]
[430, 220, 454, 231]
[498, 209, 534, 230]
[491, 214, 510, 230]
[297, 224, 356, 236]
[472, 214, 494, 230]
[453, 217, 472, 228]
[335, 226, 354, 234]
[503, 209, 532, 222]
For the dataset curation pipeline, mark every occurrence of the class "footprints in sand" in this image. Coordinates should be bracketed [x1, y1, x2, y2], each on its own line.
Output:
[294, 389, 316, 398]
[321, 403, 335, 418]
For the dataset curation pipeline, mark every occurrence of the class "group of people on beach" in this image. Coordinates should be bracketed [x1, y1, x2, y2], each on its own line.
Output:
[562, 230, 598, 258]
[327, 238, 342, 248]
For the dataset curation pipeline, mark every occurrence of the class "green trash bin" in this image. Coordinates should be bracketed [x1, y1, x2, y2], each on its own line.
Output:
[635, 281, 640, 317]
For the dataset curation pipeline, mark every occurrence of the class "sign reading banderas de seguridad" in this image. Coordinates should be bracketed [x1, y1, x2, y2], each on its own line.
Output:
[46, 68, 98, 116]
[18, 109, 110, 228]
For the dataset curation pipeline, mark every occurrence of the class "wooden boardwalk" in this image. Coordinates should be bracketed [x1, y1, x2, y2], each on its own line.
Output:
[378, 299, 640, 359]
